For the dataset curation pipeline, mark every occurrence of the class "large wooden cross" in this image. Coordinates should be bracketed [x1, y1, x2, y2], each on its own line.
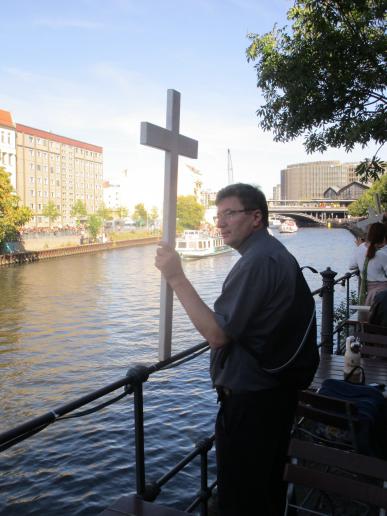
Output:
[140, 89, 198, 360]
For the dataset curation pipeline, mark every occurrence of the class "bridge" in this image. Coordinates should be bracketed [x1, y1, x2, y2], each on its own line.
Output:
[268, 199, 352, 226]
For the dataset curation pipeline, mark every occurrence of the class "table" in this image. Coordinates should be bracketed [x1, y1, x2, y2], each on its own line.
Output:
[312, 354, 387, 390]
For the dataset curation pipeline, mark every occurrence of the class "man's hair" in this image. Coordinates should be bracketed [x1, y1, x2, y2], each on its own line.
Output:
[215, 183, 269, 227]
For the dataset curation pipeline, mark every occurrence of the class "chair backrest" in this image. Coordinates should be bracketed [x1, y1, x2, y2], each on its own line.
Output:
[353, 329, 387, 358]
[295, 390, 361, 451]
[284, 438, 387, 511]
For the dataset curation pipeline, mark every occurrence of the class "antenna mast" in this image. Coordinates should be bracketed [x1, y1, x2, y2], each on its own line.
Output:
[227, 148, 234, 184]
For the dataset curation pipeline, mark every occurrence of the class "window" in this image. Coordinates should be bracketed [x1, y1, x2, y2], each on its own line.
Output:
[29, 136, 34, 144]
[30, 177, 35, 183]
[30, 190, 35, 196]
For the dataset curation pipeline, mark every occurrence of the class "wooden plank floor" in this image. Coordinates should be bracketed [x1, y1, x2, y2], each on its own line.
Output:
[312, 354, 387, 390]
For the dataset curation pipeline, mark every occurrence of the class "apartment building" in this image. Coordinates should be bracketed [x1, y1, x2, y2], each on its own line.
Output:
[280, 161, 359, 200]
[0, 109, 17, 188]
[16, 123, 103, 226]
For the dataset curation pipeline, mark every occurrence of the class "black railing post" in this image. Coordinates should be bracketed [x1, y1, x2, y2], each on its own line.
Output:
[320, 267, 337, 354]
[127, 364, 150, 498]
[133, 381, 146, 496]
[200, 450, 208, 516]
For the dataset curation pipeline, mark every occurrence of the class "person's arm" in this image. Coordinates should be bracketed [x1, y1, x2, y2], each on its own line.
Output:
[155, 243, 229, 348]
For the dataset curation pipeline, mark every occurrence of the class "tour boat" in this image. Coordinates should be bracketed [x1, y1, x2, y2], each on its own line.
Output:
[279, 219, 298, 233]
[175, 230, 232, 260]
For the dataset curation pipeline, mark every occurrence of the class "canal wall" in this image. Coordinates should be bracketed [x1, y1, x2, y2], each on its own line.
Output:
[0, 237, 159, 266]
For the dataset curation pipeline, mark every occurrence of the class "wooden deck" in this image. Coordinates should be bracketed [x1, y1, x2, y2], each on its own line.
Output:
[312, 354, 387, 390]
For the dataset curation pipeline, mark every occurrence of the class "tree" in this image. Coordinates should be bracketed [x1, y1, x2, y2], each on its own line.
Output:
[176, 195, 205, 233]
[0, 167, 32, 243]
[246, 0, 386, 182]
[348, 174, 387, 216]
[70, 200, 87, 225]
[132, 203, 148, 227]
[42, 201, 60, 228]
[86, 214, 103, 241]
[115, 206, 128, 219]
[97, 204, 113, 221]
[149, 206, 159, 225]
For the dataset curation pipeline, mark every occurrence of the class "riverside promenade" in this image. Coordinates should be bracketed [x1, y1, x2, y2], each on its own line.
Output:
[0, 235, 159, 266]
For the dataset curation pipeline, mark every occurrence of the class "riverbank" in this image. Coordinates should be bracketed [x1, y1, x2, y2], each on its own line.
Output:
[0, 236, 159, 266]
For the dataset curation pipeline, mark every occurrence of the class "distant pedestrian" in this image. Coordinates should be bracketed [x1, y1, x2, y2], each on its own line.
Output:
[350, 222, 387, 305]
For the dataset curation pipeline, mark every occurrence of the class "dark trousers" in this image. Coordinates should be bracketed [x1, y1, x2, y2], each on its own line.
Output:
[215, 387, 298, 516]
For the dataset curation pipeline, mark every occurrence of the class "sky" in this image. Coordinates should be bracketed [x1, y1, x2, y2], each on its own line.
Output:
[1, 0, 383, 210]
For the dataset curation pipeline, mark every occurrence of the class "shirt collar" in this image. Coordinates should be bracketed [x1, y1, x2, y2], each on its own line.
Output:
[238, 227, 270, 256]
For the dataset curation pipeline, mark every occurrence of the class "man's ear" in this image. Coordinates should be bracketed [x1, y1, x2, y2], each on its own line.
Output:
[253, 210, 262, 227]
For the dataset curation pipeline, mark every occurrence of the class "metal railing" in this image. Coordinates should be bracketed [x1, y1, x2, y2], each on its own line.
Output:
[0, 266, 360, 514]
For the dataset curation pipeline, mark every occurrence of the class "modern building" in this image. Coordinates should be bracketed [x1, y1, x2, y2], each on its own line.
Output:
[272, 184, 281, 201]
[103, 180, 122, 211]
[280, 161, 359, 200]
[14, 121, 103, 227]
[0, 109, 17, 188]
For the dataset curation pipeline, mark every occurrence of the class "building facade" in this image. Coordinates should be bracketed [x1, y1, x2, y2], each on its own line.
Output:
[280, 161, 359, 200]
[15, 123, 103, 227]
[0, 109, 17, 188]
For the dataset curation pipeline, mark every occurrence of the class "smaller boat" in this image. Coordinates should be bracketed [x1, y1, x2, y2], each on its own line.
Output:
[269, 217, 281, 229]
[176, 230, 232, 260]
[279, 219, 298, 233]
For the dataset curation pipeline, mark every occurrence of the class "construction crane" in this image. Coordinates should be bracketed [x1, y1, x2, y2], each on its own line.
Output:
[227, 148, 234, 184]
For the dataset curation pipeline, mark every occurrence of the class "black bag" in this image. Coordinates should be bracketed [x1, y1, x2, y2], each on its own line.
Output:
[319, 378, 387, 458]
[243, 262, 319, 390]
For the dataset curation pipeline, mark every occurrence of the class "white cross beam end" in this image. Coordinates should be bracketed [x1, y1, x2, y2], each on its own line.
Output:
[140, 89, 198, 360]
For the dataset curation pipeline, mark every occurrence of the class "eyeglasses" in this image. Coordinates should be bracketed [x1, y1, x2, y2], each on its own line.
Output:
[213, 209, 258, 224]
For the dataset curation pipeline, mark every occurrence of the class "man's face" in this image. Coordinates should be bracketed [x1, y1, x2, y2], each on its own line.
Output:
[216, 196, 263, 250]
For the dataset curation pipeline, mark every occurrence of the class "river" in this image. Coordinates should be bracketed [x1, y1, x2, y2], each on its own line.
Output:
[0, 227, 357, 515]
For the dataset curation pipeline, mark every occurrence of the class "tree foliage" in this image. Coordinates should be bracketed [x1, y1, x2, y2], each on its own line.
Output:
[348, 174, 387, 216]
[246, 0, 386, 182]
[0, 167, 32, 242]
[70, 200, 87, 224]
[97, 204, 113, 221]
[42, 201, 60, 227]
[149, 206, 159, 224]
[86, 214, 103, 240]
[132, 203, 148, 226]
[176, 195, 205, 233]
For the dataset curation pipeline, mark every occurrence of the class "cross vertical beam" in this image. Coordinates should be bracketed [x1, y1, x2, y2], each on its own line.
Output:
[140, 89, 198, 360]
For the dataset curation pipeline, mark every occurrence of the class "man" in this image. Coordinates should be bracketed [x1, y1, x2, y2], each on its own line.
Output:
[155, 183, 312, 515]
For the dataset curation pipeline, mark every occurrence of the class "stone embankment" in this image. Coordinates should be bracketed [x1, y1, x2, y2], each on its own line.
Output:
[0, 237, 159, 267]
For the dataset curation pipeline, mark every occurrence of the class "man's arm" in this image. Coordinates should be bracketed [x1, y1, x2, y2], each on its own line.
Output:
[155, 243, 229, 348]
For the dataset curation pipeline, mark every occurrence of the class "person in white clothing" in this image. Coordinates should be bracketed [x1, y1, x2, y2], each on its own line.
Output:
[349, 222, 387, 305]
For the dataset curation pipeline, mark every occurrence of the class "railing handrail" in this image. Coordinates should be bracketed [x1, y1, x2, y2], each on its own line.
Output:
[0, 340, 210, 451]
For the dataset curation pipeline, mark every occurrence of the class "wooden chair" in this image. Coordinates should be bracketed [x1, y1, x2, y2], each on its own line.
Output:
[284, 438, 387, 515]
[353, 325, 387, 359]
[294, 390, 361, 452]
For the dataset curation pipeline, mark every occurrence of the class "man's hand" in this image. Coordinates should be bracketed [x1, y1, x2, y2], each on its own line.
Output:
[155, 242, 185, 285]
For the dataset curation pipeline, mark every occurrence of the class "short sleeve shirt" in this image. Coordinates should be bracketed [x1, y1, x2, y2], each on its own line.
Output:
[210, 228, 299, 391]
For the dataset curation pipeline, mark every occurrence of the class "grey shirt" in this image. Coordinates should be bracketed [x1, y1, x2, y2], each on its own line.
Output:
[210, 228, 298, 391]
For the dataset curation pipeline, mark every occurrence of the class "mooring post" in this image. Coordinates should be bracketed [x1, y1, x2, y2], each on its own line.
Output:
[320, 267, 337, 354]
